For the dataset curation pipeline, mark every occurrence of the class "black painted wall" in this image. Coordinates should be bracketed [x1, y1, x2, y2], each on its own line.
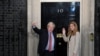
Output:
[0, 0, 27, 56]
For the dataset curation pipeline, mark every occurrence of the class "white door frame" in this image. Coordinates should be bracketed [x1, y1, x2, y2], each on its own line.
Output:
[27, 0, 94, 56]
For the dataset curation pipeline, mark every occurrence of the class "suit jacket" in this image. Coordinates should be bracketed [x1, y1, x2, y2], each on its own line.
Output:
[33, 27, 56, 55]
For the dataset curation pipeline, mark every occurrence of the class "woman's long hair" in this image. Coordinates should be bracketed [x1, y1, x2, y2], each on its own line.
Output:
[67, 21, 78, 36]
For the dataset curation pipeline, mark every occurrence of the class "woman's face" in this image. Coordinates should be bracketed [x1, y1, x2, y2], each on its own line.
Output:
[70, 24, 75, 31]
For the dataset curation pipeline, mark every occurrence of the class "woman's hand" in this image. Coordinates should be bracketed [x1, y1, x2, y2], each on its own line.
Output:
[62, 28, 66, 35]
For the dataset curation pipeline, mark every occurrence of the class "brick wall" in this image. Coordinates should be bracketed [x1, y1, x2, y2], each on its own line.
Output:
[0, 0, 27, 56]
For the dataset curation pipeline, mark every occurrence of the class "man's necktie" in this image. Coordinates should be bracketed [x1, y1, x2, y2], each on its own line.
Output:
[48, 32, 52, 52]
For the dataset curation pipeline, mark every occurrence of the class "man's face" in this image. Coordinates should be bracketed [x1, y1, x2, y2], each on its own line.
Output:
[47, 25, 54, 32]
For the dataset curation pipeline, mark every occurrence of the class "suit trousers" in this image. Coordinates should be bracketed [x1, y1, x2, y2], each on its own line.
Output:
[39, 50, 55, 56]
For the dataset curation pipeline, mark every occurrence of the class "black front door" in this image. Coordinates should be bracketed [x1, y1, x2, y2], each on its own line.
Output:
[41, 2, 80, 56]
[95, 0, 100, 56]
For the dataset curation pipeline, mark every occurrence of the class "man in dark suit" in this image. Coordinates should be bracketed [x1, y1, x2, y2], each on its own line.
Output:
[32, 22, 56, 56]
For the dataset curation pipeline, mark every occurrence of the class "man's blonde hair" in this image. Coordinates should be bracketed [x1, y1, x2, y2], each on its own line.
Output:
[47, 22, 55, 28]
